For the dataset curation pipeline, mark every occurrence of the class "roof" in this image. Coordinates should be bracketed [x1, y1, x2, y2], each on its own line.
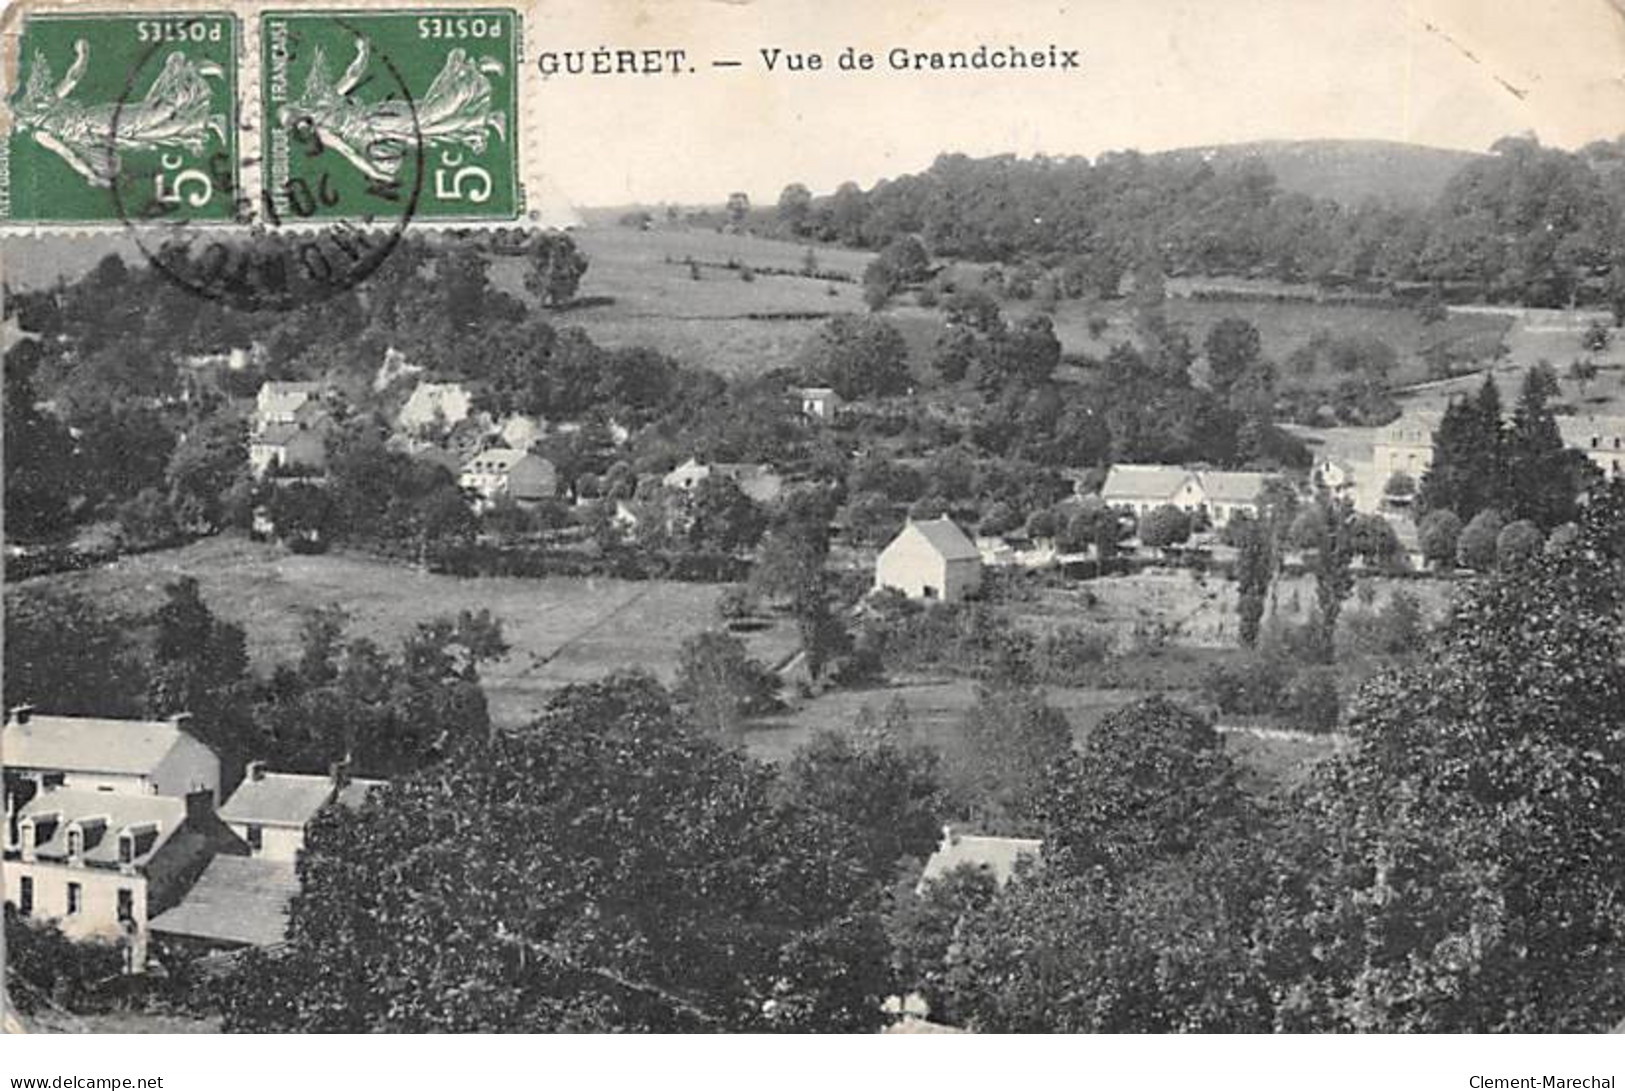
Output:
[1100, 464, 1194, 503]
[2, 715, 208, 777]
[1196, 470, 1272, 504]
[461, 447, 532, 474]
[920, 832, 1042, 889]
[795, 387, 839, 399]
[220, 773, 335, 829]
[251, 422, 322, 448]
[334, 777, 387, 809]
[1558, 415, 1625, 441]
[900, 518, 980, 562]
[19, 789, 187, 866]
[149, 856, 298, 947]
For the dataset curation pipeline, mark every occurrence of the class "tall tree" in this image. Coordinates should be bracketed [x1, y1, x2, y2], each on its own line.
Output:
[216, 675, 893, 1032]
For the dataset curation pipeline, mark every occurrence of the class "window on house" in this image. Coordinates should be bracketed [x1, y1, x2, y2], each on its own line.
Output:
[119, 836, 133, 865]
[67, 830, 82, 858]
[18, 876, 33, 916]
[42, 772, 64, 789]
[117, 889, 135, 923]
[67, 882, 82, 915]
[923, 585, 938, 599]
[246, 824, 263, 852]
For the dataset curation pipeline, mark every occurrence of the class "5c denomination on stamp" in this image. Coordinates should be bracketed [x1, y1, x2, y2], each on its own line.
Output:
[3, 11, 240, 225]
[261, 7, 522, 223]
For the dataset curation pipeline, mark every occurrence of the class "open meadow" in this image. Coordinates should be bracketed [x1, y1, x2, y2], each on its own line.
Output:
[14, 537, 799, 729]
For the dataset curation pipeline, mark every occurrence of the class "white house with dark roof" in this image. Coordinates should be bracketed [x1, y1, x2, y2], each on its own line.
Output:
[874, 518, 983, 603]
[459, 448, 558, 509]
[2, 708, 221, 808]
[4, 788, 242, 971]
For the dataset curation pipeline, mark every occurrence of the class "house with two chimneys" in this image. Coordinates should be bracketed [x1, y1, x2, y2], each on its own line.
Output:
[1, 708, 234, 971]
[1099, 464, 1275, 527]
[874, 517, 983, 604]
[150, 762, 383, 954]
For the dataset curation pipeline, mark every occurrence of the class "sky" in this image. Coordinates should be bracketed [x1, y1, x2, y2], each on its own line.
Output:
[521, 0, 1625, 207]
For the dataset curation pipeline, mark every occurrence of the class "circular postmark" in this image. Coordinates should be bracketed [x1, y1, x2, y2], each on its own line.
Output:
[107, 15, 424, 312]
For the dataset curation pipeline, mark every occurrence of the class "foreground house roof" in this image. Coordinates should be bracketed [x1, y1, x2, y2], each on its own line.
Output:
[149, 856, 299, 948]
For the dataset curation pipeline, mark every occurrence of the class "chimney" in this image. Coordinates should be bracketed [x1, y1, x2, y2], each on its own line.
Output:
[167, 712, 194, 733]
[246, 760, 267, 783]
[330, 758, 351, 791]
[9, 704, 35, 725]
[183, 789, 215, 827]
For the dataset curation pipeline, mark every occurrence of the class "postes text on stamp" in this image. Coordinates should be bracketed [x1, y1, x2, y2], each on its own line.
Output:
[261, 8, 521, 223]
[3, 11, 240, 225]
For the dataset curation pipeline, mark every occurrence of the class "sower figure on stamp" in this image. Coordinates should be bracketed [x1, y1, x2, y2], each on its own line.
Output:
[277, 38, 507, 186]
[11, 40, 227, 187]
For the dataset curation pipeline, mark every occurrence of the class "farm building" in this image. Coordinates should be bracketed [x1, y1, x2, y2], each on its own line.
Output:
[874, 518, 983, 603]
[1100, 464, 1273, 526]
[460, 448, 558, 508]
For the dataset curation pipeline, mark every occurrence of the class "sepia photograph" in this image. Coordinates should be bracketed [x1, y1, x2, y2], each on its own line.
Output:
[1, 0, 1624, 1073]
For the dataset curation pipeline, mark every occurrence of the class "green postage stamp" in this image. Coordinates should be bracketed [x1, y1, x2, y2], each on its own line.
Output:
[2, 6, 524, 227]
[3, 12, 241, 225]
[261, 8, 521, 222]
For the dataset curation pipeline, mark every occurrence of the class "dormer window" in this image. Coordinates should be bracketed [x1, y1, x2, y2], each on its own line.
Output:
[119, 834, 134, 864]
[67, 829, 83, 858]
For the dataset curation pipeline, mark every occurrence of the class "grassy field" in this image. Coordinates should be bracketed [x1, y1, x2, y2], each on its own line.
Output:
[1006, 289, 1514, 392]
[744, 678, 1153, 763]
[16, 537, 799, 728]
[743, 676, 1339, 791]
[486, 225, 882, 377]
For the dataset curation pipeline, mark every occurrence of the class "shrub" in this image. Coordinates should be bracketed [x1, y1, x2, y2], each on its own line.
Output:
[1419, 509, 1463, 571]
[1495, 519, 1544, 569]
[1457, 509, 1505, 571]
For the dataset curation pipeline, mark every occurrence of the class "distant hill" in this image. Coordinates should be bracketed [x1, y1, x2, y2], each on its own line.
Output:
[1155, 139, 1484, 208]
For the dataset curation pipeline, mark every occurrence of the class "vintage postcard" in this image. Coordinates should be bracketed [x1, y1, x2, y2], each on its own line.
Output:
[2, 0, 1625, 1067]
